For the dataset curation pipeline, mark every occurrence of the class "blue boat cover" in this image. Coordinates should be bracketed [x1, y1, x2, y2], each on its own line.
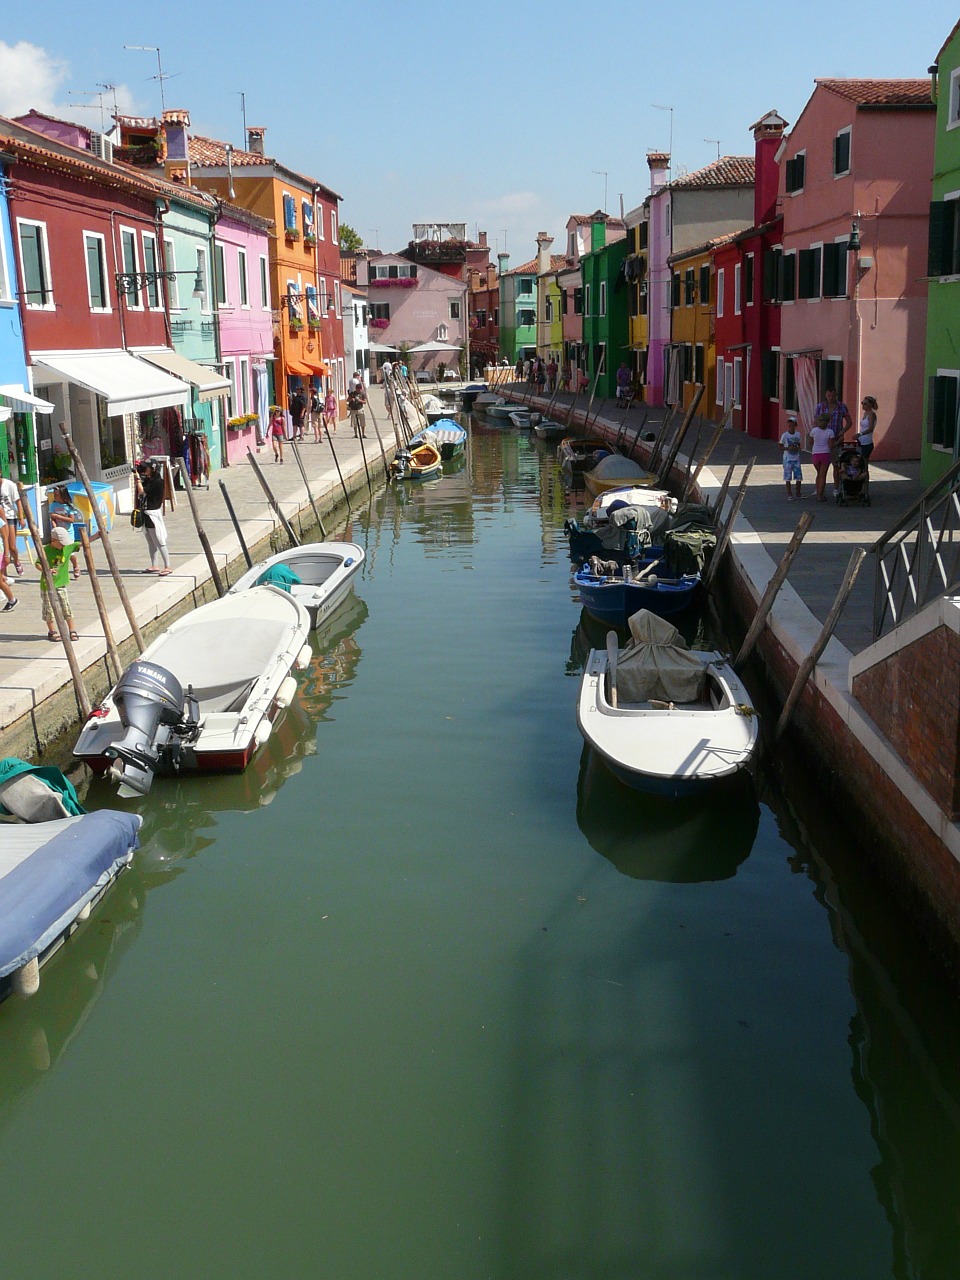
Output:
[0, 810, 141, 979]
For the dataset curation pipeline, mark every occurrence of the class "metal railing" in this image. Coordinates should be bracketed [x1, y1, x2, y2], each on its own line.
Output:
[872, 457, 960, 639]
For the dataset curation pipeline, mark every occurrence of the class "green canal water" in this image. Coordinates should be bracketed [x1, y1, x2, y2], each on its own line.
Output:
[2, 425, 960, 1279]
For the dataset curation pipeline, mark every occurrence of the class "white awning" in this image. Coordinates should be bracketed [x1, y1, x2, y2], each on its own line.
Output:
[0, 383, 55, 413]
[31, 350, 189, 415]
[133, 348, 231, 402]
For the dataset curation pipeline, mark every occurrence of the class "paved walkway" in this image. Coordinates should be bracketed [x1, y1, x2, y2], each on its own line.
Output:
[513, 385, 922, 655]
[0, 393, 401, 742]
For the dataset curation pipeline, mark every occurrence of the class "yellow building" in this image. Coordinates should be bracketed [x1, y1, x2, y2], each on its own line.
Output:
[624, 206, 649, 394]
[666, 240, 718, 417]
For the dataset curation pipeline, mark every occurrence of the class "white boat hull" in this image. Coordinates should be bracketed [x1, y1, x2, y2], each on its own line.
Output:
[229, 541, 364, 630]
[577, 647, 759, 797]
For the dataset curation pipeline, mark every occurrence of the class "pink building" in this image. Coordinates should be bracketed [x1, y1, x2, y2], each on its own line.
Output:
[778, 79, 935, 460]
[214, 206, 275, 464]
[355, 253, 466, 378]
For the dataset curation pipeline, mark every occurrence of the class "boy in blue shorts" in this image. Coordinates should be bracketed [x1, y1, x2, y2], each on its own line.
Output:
[780, 413, 803, 501]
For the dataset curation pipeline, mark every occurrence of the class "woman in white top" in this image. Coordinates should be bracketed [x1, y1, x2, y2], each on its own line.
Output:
[858, 396, 877, 468]
[0, 475, 24, 575]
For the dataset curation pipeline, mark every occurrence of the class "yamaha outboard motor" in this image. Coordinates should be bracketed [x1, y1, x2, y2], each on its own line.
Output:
[106, 661, 193, 796]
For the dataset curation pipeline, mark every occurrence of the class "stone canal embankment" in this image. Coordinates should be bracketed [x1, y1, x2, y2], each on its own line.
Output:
[0, 398, 397, 762]
[522, 386, 960, 978]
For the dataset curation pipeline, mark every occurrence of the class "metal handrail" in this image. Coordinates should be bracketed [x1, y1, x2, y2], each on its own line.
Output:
[872, 457, 960, 639]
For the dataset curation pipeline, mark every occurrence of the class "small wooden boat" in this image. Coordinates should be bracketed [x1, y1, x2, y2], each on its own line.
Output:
[74, 587, 312, 796]
[409, 419, 466, 459]
[534, 419, 566, 441]
[230, 541, 365, 630]
[457, 383, 486, 409]
[577, 611, 759, 797]
[583, 453, 659, 496]
[0, 808, 142, 1001]
[420, 394, 447, 424]
[574, 562, 700, 624]
[474, 392, 504, 408]
[389, 440, 443, 480]
[558, 437, 614, 474]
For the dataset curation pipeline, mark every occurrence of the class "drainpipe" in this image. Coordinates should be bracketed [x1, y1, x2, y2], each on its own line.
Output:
[210, 198, 225, 461]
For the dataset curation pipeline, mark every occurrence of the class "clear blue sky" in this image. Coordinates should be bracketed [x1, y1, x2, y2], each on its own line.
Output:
[2, 0, 956, 263]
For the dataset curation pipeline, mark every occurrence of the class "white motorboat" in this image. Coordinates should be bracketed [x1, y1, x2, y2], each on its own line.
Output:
[584, 487, 677, 526]
[509, 410, 541, 429]
[475, 392, 504, 408]
[577, 611, 759, 797]
[74, 586, 312, 796]
[230, 541, 365, 630]
[534, 419, 566, 441]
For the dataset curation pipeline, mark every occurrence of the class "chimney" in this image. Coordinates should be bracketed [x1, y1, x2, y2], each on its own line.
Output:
[246, 126, 266, 156]
[647, 151, 670, 196]
[536, 231, 553, 275]
[590, 211, 608, 253]
[478, 230, 488, 248]
[750, 110, 788, 226]
[162, 108, 191, 185]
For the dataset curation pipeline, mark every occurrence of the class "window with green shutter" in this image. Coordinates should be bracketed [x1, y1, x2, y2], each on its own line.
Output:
[833, 129, 851, 176]
[699, 263, 710, 304]
[671, 272, 681, 308]
[782, 252, 796, 302]
[927, 374, 959, 450]
[684, 268, 695, 306]
[743, 254, 754, 306]
[763, 247, 782, 303]
[822, 242, 847, 297]
[797, 246, 822, 299]
[928, 200, 960, 277]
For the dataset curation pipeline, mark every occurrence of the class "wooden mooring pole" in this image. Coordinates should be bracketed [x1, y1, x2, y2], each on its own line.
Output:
[702, 457, 755, 590]
[246, 448, 300, 549]
[218, 480, 253, 569]
[710, 444, 741, 523]
[734, 513, 814, 673]
[177, 458, 225, 596]
[78, 526, 123, 682]
[657, 386, 704, 487]
[58, 425, 145, 653]
[682, 421, 725, 502]
[290, 441, 327, 538]
[773, 547, 866, 743]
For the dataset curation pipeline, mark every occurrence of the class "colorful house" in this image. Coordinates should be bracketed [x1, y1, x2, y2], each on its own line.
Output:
[560, 212, 626, 391]
[498, 258, 538, 367]
[0, 150, 50, 485]
[711, 111, 787, 437]
[623, 203, 650, 395]
[535, 234, 564, 367]
[341, 281, 369, 386]
[923, 32, 960, 483]
[778, 80, 935, 459]
[213, 204, 274, 465]
[0, 114, 195, 502]
[119, 114, 345, 419]
[580, 231, 628, 399]
[467, 260, 500, 375]
[666, 239, 721, 413]
[355, 250, 466, 379]
[646, 153, 755, 407]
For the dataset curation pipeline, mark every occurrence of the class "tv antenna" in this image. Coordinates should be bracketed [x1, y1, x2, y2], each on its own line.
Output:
[68, 84, 118, 133]
[592, 169, 608, 213]
[237, 91, 247, 145]
[124, 45, 179, 114]
[652, 104, 674, 174]
[704, 138, 721, 161]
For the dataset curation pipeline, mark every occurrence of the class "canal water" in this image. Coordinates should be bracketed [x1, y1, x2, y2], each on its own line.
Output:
[2, 423, 960, 1279]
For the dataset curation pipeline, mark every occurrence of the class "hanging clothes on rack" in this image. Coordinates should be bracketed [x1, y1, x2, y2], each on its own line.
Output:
[184, 431, 210, 488]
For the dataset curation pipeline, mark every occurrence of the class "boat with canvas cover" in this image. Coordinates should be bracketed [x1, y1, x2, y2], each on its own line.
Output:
[583, 453, 659, 496]
[408, 420, 466, 459]
[575, 562, 700, 624]
[74, 586, 312, 796]
[230, 541, 364, 630]
[0, 766, 141, 1001]
[576, 610, 758, 797]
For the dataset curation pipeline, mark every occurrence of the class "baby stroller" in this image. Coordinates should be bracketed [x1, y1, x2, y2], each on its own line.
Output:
[836, 442, 870, 506]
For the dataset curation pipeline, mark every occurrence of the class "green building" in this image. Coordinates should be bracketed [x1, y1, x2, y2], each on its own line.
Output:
[581, 231, 629, 400]
[923, 21, 960, 485]
[498, 255, 538, 366]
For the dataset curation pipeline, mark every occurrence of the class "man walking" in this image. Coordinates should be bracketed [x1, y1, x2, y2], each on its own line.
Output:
[347, 376, 367, 438]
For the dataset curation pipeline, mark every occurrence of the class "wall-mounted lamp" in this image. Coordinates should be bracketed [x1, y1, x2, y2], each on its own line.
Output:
[116, 267, 205, 298]
[847, 220, 861, 254]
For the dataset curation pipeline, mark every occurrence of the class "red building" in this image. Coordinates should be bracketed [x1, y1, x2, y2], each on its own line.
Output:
[467, 260, 500, 374]
[0, 115, 196, 489]
[713, 111, 787, 439]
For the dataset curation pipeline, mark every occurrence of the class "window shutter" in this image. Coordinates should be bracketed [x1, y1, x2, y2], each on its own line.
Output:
[409, 264, 417, 278]
[743, 255, 753, 305]
[785, 158, 796, 193]
[797, 248, 815, 299]
[928, 201, 955, 278]
[822, 243, 841, 297]
[796, 154, 805, 189]
[671, 272, 680, 307]
[699, 263, 710, 304]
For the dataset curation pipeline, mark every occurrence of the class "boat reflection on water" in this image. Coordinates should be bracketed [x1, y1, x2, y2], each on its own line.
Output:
[296, 591, 368, 721]
[576, 744, 759, 882]
[0, 860, 151, 1109]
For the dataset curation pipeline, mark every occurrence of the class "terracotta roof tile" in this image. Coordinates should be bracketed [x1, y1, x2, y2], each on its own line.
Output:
[669, 155, 755, 190]
[504, 257, 538, 275]
[816, 78, 933, 107]
[568, 210, 627, 226]
[190, 134, 270, 167]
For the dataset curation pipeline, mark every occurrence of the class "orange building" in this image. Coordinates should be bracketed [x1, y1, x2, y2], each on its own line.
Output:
[119, 113, 344, 415]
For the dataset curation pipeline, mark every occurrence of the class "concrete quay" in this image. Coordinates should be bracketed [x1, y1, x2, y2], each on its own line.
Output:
[0, 394, 399, 762]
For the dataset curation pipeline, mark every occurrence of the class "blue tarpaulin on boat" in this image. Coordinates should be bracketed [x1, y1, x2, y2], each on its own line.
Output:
[0, 810, 141, 979]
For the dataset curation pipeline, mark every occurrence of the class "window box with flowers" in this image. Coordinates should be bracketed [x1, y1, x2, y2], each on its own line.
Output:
[227, 413, 259, 431]
[370, 317, 390, 330]
[308, 318, 321, 331]
[303, 231, 317, 247]
[289, 317, 305, 331]
[285, 227, 300, 242]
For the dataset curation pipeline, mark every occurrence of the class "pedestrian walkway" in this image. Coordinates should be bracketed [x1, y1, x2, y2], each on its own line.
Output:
[516, 385, 922, 655]
[0, 393, 400, 749]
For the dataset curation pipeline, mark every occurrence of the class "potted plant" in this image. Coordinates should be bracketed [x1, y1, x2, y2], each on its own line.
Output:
[227, 415, 245, 430]
[289, 316, 304, 331]
[285, 226, 301, 242]
[304, 231, 317, 247]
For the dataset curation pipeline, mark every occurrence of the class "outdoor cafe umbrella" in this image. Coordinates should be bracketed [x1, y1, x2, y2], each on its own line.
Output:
[409, 341, 462, 353]
[368, 341, 400, 353]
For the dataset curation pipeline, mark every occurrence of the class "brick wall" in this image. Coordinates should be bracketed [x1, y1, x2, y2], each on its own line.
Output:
[853, 625, 960, 819]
